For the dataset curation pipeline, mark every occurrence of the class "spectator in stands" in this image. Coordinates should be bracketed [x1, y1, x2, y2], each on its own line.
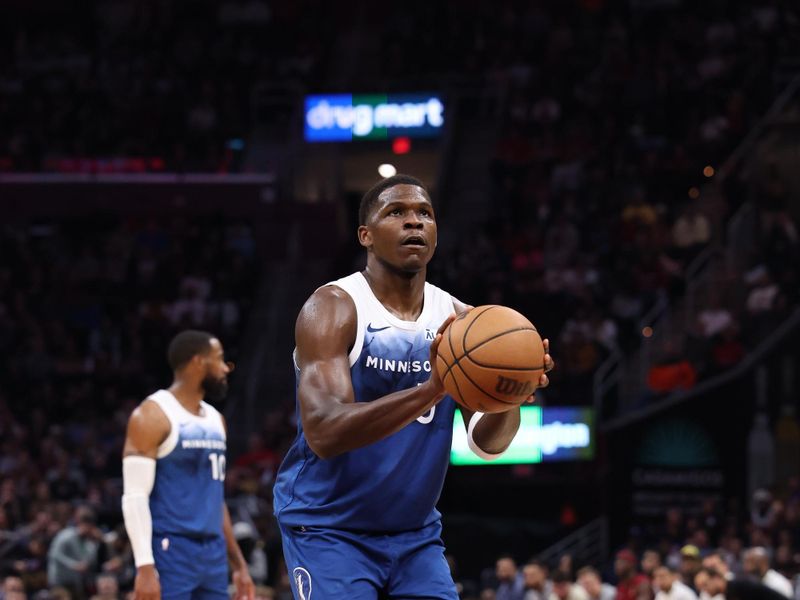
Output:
[671, 204, 711, 261]
[696, 294, 734, 340]
[0, 575, 26, 600]
[742, 548, 794, 598]
[615, 549, 651, 600]
[549, 570, 588, 600]
[46, 508, 102, 600]
[88, 574, 117, 600]
[702, 553, 733, 581]
[524, 560, 553, 600]
[654, 565, 698, 600]
[701, 567, 789, 600]
[495, 556, 526, 600]
[576, 566, 615, 600]
[679, 546, 703, 592]
[751, 490, 780, 530]
[642, 550, 664, 579]
[647, 343, 698, 395]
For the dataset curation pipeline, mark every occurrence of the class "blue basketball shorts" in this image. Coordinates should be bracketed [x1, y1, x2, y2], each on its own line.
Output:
[152, 533, 228, 600]
[279, 520, 458, 599]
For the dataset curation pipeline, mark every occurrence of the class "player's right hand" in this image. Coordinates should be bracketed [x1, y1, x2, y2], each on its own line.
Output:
[425, 313, 457, 401]
[134, 565, 161, 600]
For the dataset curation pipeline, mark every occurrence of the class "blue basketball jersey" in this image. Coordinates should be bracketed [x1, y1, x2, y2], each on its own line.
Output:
[273, 272, 458, 532]
[147, 390, 226, 538]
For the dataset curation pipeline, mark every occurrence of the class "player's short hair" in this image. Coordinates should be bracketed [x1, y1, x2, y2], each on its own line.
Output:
[358, 174, 430, 226]
[167, 330, 215, 371]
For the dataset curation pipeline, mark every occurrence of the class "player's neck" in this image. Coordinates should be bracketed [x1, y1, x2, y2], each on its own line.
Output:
[362, 263, 425, 321]
[168, 381, 204, 415]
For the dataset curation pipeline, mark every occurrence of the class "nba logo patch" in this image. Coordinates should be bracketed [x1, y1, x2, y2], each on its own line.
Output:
[293, 567, 312, 600]
[425, 329, 435, 341]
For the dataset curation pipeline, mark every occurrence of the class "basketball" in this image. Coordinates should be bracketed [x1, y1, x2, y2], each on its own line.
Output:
[435, 305, 545, 413]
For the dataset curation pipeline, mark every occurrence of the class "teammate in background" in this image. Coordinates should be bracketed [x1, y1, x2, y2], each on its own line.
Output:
[273, 175, 554, 598]
[121, 330, 254, 600]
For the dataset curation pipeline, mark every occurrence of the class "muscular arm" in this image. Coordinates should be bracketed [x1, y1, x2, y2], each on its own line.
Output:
[453, 299, 553, 456]
[122, 401, 170, 459]
[121, 401, 169, 598]
[297, 286, 452, 459]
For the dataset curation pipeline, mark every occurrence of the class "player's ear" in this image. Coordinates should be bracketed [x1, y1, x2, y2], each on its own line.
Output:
[190, 354, 206, 372]
[357, 225, 372, 249]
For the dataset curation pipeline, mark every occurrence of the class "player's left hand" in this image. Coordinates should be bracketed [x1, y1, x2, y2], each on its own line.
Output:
[526, 338, 554, 403]
[232, 566, 255, 600]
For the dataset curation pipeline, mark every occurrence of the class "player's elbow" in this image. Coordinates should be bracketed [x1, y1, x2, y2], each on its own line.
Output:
[305, 434, 341, 460]
[301, 401, 349, 459]
[303, 423, 342, 460]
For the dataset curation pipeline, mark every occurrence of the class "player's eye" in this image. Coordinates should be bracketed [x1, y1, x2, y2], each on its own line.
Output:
[420, 209, 430, 217]
[389, 208, 402, 216]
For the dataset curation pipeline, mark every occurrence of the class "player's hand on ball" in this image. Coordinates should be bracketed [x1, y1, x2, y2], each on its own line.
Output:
[426, 313, 458, 401]
[233, 565, 255, 600]
[527, 338, 554, 403]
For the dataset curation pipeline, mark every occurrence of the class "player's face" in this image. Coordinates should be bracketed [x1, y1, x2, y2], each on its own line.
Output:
[359, 184, 437, 274]
[200, 338, 232, 402]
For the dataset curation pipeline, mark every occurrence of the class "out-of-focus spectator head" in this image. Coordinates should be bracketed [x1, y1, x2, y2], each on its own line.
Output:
[751, 489, 772, 512]
[699, 568, 727, 597]
[92, 574, 118, 600]
[679, 545, 701, 580]
[46, 587, 72, 600]
[552, 570, 573, 600]
[701, 552, 729, 576]
[641, 550, 662, 577]
[74, 506, 96, 537]
[2, 575, 26, 600]
[524, 560, 550, 589]
[694, 570, 710, 596]
[558, 554, 574, 578]
[496, 555, 518, 582]
[576, 566, 602, 597]
[742, 547, 770, 578]
[615, 549, 637, 579]
[481, 589, 497, 600]
[653, 566, 676, 593]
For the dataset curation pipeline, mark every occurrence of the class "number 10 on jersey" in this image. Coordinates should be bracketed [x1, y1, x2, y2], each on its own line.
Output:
[209, 453, 226, 481]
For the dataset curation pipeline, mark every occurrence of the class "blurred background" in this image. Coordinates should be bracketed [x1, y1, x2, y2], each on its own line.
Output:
[2, 0, 800, 599]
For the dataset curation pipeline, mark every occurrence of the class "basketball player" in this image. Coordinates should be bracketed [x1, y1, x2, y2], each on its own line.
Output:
[273, 175, 554, 598]
[121, 330, 255, 600]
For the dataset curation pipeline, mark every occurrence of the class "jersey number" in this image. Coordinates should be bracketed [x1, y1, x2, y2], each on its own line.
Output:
[208, 453, 226, 481]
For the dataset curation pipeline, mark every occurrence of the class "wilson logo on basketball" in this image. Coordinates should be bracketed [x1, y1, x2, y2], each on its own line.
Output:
[494, 375, 534, 397]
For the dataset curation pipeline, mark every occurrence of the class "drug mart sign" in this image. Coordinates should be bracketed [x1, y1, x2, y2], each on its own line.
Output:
[304, 94, 444, 142]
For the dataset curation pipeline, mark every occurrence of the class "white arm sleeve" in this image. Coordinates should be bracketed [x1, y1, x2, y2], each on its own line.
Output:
[121, 456, 156, 567]
[467, 412, 508, 461]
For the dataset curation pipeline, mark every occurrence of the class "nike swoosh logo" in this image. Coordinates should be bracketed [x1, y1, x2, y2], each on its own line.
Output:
[366, 323, 391, 333]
